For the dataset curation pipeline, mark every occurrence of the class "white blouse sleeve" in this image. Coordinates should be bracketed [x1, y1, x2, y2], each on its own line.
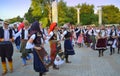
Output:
[13, 29, 22, 40]
[25, 34, 36, 49]
[61, 31, 67, 40]
[45, 31, 54, 43]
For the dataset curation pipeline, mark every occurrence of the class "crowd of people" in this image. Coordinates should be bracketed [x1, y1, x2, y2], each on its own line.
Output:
[0, 20, 120, 76]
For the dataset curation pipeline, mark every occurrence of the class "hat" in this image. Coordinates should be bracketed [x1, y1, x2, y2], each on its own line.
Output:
[4, 20, 9, 25]
[48, 22, 57, 34]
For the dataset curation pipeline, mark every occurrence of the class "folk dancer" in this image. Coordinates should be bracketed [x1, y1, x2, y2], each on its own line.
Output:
[61, 23, 75, 63]
[89, 28, 97, 50]
[107, 25, 118, 55]
[26, 21, 49, 76]
[84, 26, 92, 47]
[12, 23, 21, 51]
[77, 28, 84, 48]
[96, 26, 107, 57]
[46, 22, 62, 69]
[117, 26, 120, 54]
[19, 20, 32, 66]
[0, 20, 14, 75]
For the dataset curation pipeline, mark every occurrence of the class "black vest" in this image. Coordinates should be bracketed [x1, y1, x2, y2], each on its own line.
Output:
[64, 31, 72, 39]
[0, 27, 12, 39]
[33, 32, 43, 45]
[49, 32, 57, 40]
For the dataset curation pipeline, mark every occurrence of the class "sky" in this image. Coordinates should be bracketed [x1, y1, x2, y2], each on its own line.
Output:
[0, 0, 31, 20]
[0, 0, 120, 20]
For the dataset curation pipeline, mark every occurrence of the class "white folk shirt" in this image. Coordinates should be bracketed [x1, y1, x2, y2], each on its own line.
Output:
[26, 34, 44, 49]
[24, 29, 29, 40]
[4, 29, 10, 41]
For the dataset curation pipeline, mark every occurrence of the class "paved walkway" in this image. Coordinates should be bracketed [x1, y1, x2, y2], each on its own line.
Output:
[0, 42, 120, 76]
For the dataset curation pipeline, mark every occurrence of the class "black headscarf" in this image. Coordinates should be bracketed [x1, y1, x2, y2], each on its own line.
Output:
[29, 21, 42, 35]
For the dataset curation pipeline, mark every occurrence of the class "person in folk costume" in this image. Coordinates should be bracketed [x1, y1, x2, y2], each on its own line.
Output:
[61, 23, 75, 63]
[45, 22, 61, 69]
[77, 26, 84, 48]
[84, 26, 92, 47]
[25, 21, 48, 76]
[0, 20, 14, 75]
[39, 22, 48, 44]
[117, 26, 120, 54]
[12, 23, 21, 52]
[89, 26, 97, 50]
[96, 25, 107, 57]
[57, 27, 63, 40]
[108, 25, 118, 55]
[70, 25, 76, 47]
[75, 25, 80, 40]
[18, 20, 32, 66]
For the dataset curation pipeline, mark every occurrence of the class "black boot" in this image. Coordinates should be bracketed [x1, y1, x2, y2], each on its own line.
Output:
[113, 48, 115, 54]
[102, 50, 104, 56]
[98, 50, 102, 57]
[118, 48, 120, 54]
[39, 72, 43, 76]
[110, 46, 113, 55]
[65, 55, 71, 63]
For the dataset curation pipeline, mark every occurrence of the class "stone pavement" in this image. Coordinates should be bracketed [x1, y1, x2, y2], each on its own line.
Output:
[0, 42, 120, 76]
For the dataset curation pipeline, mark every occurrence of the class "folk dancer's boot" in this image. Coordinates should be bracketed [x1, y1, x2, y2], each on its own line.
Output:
[98, 50, 102, 57]
[102, 50, 104, 56]
[8, 61, 13, 73]
[1, 62, 7, 75]
[65, 55, 71, 63]
[118, 48, 120, 54]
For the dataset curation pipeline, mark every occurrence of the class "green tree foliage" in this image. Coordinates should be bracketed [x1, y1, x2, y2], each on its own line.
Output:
[58, 0, 68, 25]
[67, 7, 77, 25]
[102, 5, 120, 24]
[24, 7, 36, 23]
[31, 0, 43, 17]
[28, 0, 51, 26]
[9, 16, 23, 24]
[40, 17, 49, 28]
[78, 3, 96, 25]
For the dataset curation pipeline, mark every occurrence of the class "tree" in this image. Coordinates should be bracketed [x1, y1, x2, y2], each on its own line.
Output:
[102, 5, 120, 24]
[24, 7, 36, 23]
[67, 7, 77, 25]
[76, 3, 96, 25]
[30, 0, 52, 26]
[9, 16, 23, 24]
[58, 0, 68, 25]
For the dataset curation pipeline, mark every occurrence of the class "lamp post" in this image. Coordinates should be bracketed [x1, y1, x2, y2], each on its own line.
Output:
[76, 8, 80, 24]
[97, 6, 102, 25]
